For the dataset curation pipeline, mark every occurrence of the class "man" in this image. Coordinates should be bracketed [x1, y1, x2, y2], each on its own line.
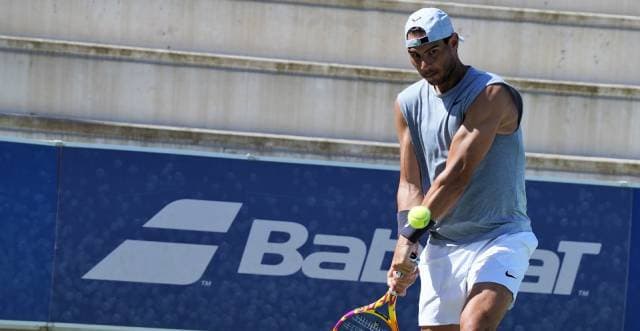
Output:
[387, 8, 538, 331]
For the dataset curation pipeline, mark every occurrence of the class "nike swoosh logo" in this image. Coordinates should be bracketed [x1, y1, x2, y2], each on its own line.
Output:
[505, 271, 517, 279]
[411, 16, 421, 22]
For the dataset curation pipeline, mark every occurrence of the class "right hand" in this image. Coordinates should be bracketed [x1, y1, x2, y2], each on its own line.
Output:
[387, 236, 419, 296]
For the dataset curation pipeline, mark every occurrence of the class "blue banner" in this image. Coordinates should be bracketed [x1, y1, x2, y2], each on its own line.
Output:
[50, 147, 411, 330]
[625, 189, 640, 331]
[0, 141, 636, 330]
[503, 181, 631, 331]
[48, 146, 633, 330]
[0, 141, 58, 322]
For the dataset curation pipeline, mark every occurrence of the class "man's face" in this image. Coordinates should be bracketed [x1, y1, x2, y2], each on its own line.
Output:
[406, 32, 456, 86]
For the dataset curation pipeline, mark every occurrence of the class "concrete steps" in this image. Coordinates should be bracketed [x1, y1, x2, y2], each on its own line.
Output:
[424, 0, 640, 17]
[1, 0, 639, 85]
[1, 36, 638, 159]
[1, 113, 639, 186]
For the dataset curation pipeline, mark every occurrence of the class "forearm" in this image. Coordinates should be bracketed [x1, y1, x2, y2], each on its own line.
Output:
[397, 181, 423, 211]
[422, 168, 470, 222]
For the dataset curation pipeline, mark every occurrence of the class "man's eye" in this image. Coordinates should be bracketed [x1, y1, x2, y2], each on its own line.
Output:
[429, 49, 438, 56]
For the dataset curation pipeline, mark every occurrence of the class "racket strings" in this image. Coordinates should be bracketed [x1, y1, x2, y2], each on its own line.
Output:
[341, 313, 392, 331]
[334, 292, 398, 331]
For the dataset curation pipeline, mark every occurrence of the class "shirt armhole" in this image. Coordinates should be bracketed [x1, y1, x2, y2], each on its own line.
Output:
[486, 82, 524, 133]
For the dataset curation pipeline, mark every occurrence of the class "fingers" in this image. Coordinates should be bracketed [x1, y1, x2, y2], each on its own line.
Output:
[391, 245, 419, 274]
[393, 260, 417, 275]
[387, 267, 418, 296]
[387, 237, 420, 296]
[388, 257, 419, 296]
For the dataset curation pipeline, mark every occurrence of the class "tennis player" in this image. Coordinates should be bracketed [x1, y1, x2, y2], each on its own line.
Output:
[387, 8, 538, 331]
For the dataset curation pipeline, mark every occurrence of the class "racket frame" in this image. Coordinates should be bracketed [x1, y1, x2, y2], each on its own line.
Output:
[332, 291, 399, 331]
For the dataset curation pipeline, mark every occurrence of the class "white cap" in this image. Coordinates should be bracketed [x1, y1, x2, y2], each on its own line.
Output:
[404, 8, 456, 48]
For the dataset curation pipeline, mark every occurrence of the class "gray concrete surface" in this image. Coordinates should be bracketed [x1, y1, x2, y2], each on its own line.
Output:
[1, 0, 638, 85]
[1, 113, 638, 186]
[1, 36, 638, 159]
[422, 0, 640, 17]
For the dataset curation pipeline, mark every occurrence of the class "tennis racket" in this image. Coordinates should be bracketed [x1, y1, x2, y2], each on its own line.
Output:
[332, 251, 418, 330]
[332, 290, 399, 331]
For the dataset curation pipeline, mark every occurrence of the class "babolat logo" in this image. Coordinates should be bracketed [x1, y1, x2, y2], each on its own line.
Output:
[235, 220, 602, 295]
[85, 199, 602, 296]
[82, 199, 242, 285]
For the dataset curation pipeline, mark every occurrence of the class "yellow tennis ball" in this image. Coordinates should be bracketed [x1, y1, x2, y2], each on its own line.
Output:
[408, 206, 431, 229]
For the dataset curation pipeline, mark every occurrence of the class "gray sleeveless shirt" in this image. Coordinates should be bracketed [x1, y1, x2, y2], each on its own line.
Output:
[397, 66, 532, 244]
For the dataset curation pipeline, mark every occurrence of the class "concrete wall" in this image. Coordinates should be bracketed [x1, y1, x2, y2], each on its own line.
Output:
[0, 41, 404, 142]
[1, 113, 639, 185]
[1, 37, 638, 159]
[1, 0, 638, 85]
[0, 0, 638, 161]
[441, 0, 640, 17]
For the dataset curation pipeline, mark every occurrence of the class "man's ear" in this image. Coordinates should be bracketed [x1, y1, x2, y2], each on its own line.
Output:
[450, 33, 460, 49]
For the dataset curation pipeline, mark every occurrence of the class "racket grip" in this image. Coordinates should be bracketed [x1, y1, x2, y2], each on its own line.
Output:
[392, 252, 419, 278]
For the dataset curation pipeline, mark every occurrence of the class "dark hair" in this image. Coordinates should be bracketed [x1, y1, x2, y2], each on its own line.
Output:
[407, 27, 425, 35]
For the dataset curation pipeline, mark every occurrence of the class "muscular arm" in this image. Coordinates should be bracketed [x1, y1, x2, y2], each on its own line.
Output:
[394, 101, 423, 211]
[422, 84, 519, 221]
[389, 100, 423, 295]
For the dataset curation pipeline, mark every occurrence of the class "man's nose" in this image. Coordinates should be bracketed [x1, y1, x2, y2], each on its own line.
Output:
[419, 59, 431, 71]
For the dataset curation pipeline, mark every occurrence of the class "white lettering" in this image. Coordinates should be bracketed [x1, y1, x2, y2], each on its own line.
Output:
[359, 229, 396, 283]
[237, 220, 307, 276]
[237, 220, 602, 296]
[553, 241, 602, 295]
[521, 241, 602, 295]
[302, 234, 366, 281]
[521, 249, 560, 294]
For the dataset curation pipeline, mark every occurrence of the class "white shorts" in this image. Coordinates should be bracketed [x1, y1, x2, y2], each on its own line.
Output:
[417, 231, 538, 326]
